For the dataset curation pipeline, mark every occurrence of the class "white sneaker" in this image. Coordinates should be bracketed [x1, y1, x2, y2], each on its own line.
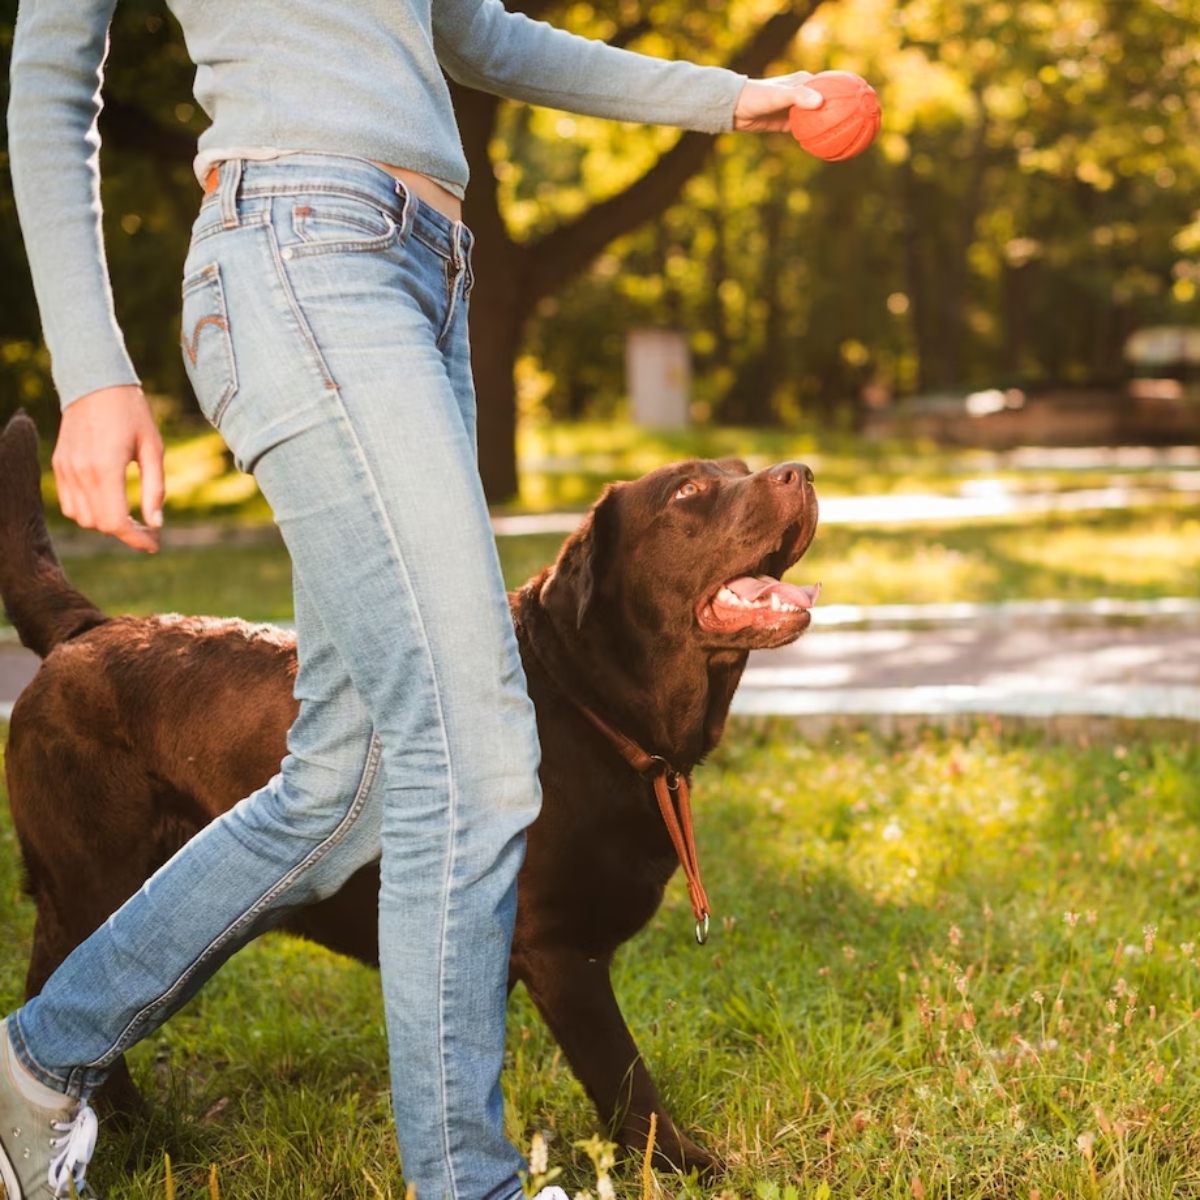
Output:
[0, 1021, 98, 1197]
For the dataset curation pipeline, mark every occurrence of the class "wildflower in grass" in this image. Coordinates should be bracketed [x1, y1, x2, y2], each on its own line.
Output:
[1144, 924, 1158, 954]
[520, 1131, 562, 1198]
[948, 925, 962, 948]
[529, 1132, 548, 1177]
[575, 1135, 615, 1200]
[882, 820, 902, 841]
[1064, 910, 1079, 927]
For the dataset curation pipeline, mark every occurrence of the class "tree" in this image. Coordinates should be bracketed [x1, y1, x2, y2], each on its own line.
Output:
[460, 0, 825, 500]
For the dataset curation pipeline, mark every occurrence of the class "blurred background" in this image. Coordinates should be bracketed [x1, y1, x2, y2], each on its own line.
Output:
[2, 0, 1199, 505]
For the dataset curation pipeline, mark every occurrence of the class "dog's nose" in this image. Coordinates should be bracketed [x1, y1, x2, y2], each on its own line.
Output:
[768, 462, 814, 487]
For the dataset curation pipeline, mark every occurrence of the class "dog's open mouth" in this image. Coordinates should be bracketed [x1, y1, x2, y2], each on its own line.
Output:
[696, 520, 820, 635]
[698, 577, 820, 633]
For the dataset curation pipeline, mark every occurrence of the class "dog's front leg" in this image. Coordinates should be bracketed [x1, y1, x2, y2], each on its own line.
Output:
[515, 943, 721, 1177]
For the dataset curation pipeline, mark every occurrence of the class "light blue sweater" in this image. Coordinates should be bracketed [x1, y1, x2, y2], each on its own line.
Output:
[8, 0, 747, 408]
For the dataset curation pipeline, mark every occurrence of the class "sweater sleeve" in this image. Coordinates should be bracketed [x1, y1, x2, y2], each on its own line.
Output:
[8, 0, 140, 409]
[432, 0, 747, 134]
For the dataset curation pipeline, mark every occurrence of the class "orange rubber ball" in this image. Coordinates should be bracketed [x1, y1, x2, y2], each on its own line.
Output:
[788, 70, 882, 162]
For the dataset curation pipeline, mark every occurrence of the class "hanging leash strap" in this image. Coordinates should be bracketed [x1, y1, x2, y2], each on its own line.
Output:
[577, 705, 711, 945]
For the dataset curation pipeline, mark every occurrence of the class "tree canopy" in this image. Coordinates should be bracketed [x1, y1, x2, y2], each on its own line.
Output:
[2, 0, 1198, 498]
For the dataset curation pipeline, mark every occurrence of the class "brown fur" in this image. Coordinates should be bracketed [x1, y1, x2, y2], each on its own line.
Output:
[0, 411, 818, 1175]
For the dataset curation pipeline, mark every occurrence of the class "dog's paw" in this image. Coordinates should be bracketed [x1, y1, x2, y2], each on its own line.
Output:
[648, 1133, 723, 1179]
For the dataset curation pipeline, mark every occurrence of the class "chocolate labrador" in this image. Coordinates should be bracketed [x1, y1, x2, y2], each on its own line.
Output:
[0, 411, 818, 1175]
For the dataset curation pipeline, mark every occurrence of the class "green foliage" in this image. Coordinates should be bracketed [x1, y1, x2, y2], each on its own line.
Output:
[517, 0, 1200, 421]
[5, 0, 1200, 431]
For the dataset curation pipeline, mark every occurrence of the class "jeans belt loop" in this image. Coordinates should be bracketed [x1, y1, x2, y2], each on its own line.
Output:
[218, 160, 243, 231]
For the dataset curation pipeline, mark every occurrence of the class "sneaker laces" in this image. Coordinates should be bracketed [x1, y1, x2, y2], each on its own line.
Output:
[47, 1098, 97, 1197]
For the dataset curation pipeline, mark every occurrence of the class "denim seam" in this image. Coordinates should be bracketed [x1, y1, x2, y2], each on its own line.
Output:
[281, 221, 400, 259]
[69, 731, 385, 1091]
[410, 226, 457, 261]
[291, 370, 462, 1196]
[9, 1015, 73, 1097]
[190, 211, 268, 248]
[317, 375, 463, 1198]
[294, 206, 395, 239]
[263, 223, 343, 391]
[239, 182, 405, 212]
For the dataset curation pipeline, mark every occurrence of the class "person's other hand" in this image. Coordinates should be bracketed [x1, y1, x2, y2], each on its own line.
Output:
[733, 71, 823, 132]
[53, 384, 165, 553]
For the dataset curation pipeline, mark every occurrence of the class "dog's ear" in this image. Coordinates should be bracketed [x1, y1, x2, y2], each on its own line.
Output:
[540, 483, 620, 630]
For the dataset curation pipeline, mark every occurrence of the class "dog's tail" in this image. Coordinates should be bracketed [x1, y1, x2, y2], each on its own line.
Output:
[0, 411, 107, 658]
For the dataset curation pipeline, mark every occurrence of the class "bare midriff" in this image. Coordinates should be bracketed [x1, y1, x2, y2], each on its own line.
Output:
[371, 161, 462, 221]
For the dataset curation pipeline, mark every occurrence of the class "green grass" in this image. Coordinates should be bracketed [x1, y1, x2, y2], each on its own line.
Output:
[515, 421, 1200, 512]
[32, 421, 1196, 526]
[5, 419, 1190, 631]
[2, 722, 1199, 1197]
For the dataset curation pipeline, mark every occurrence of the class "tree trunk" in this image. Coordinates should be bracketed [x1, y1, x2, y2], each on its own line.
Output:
[456, 0, 825, 503]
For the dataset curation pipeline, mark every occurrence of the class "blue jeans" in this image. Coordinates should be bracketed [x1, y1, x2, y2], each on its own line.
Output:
[11, 154, 542, 1200]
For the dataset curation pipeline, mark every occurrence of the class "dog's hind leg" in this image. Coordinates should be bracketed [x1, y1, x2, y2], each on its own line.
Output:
[515, 943, 721, 1177]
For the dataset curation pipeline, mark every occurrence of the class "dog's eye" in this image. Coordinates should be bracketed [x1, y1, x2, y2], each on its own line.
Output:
[673, 482, 701, 500]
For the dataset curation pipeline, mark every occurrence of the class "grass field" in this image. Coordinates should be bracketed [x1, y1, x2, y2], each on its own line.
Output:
[25, 499, 1200, 629]
[6, 419, 1193, 627]
[5, 421, 1199, 1196]
[2, 723, 1199, 1198]
[28, 419, 1200, 521]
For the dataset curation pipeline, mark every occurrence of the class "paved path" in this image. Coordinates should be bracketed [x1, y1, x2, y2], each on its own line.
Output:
[4, 606, 1198, 724]
[4, 484, 1197, 724]
[733, 620, 1200, 723]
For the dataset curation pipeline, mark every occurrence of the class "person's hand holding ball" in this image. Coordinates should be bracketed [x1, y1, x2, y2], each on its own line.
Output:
[789, 70, 881, 161]
[734, 69, 881, 162]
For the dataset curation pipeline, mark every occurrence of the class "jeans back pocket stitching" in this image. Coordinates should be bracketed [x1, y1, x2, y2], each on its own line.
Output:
[180, 264, 239, 425]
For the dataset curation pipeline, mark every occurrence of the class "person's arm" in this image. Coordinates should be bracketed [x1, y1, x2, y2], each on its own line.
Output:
[9, 0, 164, 550]
[433, 0, 821, 133]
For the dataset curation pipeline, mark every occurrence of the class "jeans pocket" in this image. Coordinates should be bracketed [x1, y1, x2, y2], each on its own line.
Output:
[181, 263, 239, 426]
[282, 195, 400, 258]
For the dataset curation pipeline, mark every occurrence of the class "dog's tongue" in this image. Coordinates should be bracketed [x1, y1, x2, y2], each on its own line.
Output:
[726, 576, 821, 609]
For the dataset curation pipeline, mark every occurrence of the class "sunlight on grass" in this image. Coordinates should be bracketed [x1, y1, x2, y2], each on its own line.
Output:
[3, 499, 1192, 632]
[158, 432, 272, 521]
[801, 507, 1200, 607]
[993, 512, 1200, 594]
[3, 724, 1198, 1197]
[63, 422, 1200, 529]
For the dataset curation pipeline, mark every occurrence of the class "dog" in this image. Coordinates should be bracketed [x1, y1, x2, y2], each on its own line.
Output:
[0, 410, 818, 1175]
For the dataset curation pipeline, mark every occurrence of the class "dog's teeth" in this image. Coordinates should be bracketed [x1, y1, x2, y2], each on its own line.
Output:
[769, 593, 782, 611]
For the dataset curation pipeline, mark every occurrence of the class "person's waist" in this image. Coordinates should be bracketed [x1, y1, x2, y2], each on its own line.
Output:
[202, 155, 462, 222]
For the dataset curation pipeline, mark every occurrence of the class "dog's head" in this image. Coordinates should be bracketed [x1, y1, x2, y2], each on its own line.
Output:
[541, 457, 819, 654]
